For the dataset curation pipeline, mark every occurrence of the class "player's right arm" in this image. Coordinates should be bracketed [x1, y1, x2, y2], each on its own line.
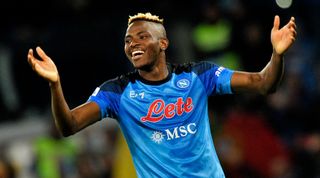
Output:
[27, 47, 101, 137]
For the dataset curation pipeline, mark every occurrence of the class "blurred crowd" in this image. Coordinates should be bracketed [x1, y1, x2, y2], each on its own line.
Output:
[0, 0, 319, 178]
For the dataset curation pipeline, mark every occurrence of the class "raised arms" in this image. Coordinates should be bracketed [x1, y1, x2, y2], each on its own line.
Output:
[231, 15, 297, 95]
[27, 47, 101, 136]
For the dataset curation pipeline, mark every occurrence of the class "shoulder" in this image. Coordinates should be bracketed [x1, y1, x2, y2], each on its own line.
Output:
[170, 61, 219, 75]
[99, 71, 139, 92]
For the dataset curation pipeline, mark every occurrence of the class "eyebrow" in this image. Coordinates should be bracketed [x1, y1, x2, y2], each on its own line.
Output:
[125, 31, 149, 39]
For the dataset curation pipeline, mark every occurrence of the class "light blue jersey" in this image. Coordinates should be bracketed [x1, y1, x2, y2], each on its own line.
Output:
[88, 61, 234, 178]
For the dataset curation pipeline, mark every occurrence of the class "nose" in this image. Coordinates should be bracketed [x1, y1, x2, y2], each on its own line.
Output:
[129, 39, 139, 48]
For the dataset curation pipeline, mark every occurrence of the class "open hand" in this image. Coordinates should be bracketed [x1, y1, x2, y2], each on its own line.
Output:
[27, 46, 59, 83]
[271, 15, 297, 55]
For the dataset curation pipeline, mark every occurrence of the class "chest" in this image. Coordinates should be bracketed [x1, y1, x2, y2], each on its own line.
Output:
[119, 74, 207, 124]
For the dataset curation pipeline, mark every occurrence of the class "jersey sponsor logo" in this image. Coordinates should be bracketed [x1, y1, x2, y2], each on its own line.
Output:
[129, 90, 145, 99]
[215, 66, 225, 77]
[151, 131, 165, 144]
[150, 123, 197, 143]
[176, 79, 190, 89]
[141, 97, 193, 123]
[165, 123, 197, 140]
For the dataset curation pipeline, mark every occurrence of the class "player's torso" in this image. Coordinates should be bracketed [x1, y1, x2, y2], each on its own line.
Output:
[116, 70, 224, 178]
[118, 71, 208, 140]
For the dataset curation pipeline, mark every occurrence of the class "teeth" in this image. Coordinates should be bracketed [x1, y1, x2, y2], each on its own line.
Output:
[132, 50, 144, 56]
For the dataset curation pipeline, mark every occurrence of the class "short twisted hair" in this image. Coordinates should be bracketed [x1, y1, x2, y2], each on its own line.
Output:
[128, 12, 164, 25]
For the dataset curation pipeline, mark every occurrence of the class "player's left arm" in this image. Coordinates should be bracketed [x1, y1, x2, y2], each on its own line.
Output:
[231, 15, 297, 95]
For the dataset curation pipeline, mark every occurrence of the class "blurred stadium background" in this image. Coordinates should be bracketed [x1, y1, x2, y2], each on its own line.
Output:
[0, 0, 319, 177]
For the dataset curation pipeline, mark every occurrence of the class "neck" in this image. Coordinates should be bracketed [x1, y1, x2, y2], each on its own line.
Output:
[138, 59, 168, 81]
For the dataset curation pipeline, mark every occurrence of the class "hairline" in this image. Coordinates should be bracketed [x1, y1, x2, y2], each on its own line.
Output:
[127, 20, 167, 39]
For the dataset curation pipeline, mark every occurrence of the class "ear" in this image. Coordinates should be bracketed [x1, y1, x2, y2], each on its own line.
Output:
[160, 38, 169, 51]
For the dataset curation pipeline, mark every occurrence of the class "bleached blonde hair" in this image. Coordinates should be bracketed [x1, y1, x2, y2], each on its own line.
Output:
[128, 12, 164, 26]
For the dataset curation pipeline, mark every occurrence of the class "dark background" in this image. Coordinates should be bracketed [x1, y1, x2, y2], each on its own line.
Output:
[0, 0, 319, 178]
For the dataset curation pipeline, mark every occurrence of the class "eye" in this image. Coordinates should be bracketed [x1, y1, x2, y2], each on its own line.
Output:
[124, 36, 132, 44]
[125, 39, 131, 44]
[139, 35, 149, 40]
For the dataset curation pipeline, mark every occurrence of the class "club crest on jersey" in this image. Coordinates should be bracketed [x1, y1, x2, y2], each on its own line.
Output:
[176, 79, 190, 89]
[141, 97, 194, 123]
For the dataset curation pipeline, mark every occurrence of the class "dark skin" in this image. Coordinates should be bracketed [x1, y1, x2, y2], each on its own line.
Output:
[27, 15, 297, 137]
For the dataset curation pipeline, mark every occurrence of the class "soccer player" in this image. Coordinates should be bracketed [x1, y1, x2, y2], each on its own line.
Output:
[27, 12, 297, 177]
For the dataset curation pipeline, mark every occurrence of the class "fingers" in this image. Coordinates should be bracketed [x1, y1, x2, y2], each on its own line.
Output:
[27, 48, 34, 60]
[27, 48, 33, 63]
[27, 47, 44, 72]
[27, 48, 37, 70]
[27, 46, 51, 67]
[288, 17, 296, 29]
[273, 15, 280, 31]
[288, 16, 297, 41]
[291, 28, 297, 40]
[28, 46, 50, 61]
[36, 46, 50, 61]
[290, 16, 295, 24]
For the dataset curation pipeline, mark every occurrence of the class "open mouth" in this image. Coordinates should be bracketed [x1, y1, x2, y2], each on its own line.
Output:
[132, 50, 144, 61]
